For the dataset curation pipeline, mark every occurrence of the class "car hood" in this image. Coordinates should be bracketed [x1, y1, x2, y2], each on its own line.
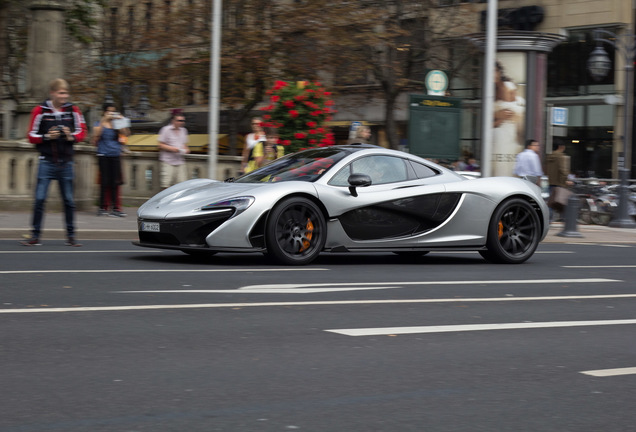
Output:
[138, 180, 263, 219]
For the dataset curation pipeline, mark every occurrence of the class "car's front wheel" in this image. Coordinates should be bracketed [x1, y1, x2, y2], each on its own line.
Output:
[479, 198, 541, 264]
[265, 197, 326, 265]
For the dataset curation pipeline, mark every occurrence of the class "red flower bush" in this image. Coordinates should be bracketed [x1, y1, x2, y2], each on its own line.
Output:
[260, 80, 337, 153]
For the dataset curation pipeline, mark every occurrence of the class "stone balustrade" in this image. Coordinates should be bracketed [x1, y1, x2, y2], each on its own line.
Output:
[0, 140, 242, 211]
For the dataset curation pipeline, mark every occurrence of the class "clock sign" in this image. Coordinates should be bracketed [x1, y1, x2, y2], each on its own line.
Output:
[425, 70, 448, 96]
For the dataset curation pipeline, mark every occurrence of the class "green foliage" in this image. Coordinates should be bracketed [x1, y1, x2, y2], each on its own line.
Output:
[65, 0, 107, 44]
[259, 80, 336, 154]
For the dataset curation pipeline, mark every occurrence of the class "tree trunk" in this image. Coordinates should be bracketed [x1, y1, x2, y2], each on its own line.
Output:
[384, 94, 399, 150]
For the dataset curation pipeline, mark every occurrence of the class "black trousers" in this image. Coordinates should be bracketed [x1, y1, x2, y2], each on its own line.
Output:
[98, 156, 121, 210]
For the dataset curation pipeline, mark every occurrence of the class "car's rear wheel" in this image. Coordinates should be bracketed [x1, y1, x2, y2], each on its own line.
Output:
[479, 198, 541, 264]
[265, 197, 326, 265]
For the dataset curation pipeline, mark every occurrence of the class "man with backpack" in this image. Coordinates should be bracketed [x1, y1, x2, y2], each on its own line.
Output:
[21, 78, 87, 247]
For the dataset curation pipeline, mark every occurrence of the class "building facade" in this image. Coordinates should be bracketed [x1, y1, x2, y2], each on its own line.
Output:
[1, 0, 634, 211]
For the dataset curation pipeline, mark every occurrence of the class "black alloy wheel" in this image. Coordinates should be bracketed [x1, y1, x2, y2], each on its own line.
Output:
[265, 197, 326, 265]
[479, 198, 541, 264]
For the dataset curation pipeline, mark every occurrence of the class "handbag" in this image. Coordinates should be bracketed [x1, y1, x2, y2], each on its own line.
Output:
[548, 186, 572, 209]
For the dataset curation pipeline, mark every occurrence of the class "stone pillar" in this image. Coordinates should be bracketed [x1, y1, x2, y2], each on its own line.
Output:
[25, 1, 67, 100]
[14, 1, 67, 139]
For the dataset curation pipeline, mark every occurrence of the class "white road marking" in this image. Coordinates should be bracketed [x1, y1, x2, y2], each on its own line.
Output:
[236, 279, 618, 290]
[2, 293, 636, 314]
[122, 287, 401, 294]
[563, 265, 636, 269]
[0, 268, 328, 274]
[116, 278, 621, 294]
[326, 319, 636, 337]
[580, 367, 636, 377]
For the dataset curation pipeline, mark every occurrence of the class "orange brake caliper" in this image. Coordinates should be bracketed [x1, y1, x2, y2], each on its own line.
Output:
[497, 221, 504, 239]
[299, 219, 314, 252]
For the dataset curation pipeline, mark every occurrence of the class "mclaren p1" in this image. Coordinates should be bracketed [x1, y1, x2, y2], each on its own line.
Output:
[133, 144, 549, 265]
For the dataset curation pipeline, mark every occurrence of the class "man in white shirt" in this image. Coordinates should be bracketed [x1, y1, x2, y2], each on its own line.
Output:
[158, 114, 190, 189]
[513, 139, 543, 185]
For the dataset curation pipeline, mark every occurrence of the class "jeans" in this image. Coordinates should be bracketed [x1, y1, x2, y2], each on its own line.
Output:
[31, 160, 76, 238]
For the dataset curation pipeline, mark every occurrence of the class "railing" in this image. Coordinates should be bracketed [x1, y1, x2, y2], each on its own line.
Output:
[0, 140, 242, 211]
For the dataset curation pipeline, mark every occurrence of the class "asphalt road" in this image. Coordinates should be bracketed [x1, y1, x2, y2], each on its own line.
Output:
[1, 240, 635, 432]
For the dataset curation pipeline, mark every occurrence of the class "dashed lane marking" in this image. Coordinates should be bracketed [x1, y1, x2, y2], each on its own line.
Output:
[580, 367, 636, 377]
[326, 319, 636, 337]
[563, 265, 636, 268]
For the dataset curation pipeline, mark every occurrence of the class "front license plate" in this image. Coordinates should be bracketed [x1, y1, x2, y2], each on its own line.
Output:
[141, 222, 160, 232]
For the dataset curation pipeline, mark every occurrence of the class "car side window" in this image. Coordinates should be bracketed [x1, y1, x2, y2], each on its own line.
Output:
[328, 156, 408, 186]
[409, 161, 438, 179]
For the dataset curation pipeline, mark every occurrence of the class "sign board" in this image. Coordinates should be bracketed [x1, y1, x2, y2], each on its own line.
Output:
[425, 70, 449, 96]
[551, 107, 568, 126]
[408, 94, 461, 161]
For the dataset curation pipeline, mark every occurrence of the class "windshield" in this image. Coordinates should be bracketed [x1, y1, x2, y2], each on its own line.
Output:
[235, 147, 350, 183]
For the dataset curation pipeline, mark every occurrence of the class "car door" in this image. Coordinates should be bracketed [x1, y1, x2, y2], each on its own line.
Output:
[322, 155, 457, 242]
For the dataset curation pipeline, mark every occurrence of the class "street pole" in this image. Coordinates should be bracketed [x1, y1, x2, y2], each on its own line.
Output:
[208, 0, 222, 180]
[480, 0, 497, 178]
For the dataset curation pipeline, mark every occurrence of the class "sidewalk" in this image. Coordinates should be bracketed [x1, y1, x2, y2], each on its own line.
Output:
[1, 206, 636, 243]
[0, 207, 140, 241]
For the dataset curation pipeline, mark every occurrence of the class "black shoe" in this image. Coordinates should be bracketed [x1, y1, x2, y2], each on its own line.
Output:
[20, 238, 42, 246]
[65, 237, 83, 247]
[97, 209, 109, 216]
[110, 210, 127, 217]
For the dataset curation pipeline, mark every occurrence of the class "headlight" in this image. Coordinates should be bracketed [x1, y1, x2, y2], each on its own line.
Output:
[199, 196, 255, 216]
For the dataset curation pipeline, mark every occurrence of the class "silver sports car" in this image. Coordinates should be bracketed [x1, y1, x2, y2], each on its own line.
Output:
[133, 144, 549, 265]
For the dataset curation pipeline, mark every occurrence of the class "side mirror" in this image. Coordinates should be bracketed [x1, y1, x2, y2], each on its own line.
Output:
[348, 173, 372, 197]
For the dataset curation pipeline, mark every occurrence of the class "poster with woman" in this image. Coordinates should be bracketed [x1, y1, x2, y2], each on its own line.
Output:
[493, 53, 527, 177]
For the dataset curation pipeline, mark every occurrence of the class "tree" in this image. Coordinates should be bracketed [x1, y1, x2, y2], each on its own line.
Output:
[273, 0, 481, 149]
[0, 0, 105, 105]
[259, 80, 336, 153]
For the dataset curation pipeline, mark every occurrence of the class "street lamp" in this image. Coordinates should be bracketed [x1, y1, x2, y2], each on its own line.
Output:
[588, 29, 636, 228]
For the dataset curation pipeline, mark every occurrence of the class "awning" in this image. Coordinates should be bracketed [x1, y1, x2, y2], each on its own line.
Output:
[126, 134, 244, 154]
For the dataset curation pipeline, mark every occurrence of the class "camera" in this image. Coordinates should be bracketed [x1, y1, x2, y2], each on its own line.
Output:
[54, 125, 65, 133]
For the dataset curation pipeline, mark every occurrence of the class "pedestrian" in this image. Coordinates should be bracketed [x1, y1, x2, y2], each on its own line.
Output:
[240, 116, 265, 174]
[92, 103, 130, 217]
[546, 141, 571, 219]
[22, 78, 87, 247]
[348, 125, 372, 144]
[158, 112, 190, 189]
[513, 139, 543, 185]
[244, 127, 285, 174]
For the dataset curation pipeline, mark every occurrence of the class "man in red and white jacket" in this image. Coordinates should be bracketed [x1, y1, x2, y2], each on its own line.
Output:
[22, 78, 87, 247]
